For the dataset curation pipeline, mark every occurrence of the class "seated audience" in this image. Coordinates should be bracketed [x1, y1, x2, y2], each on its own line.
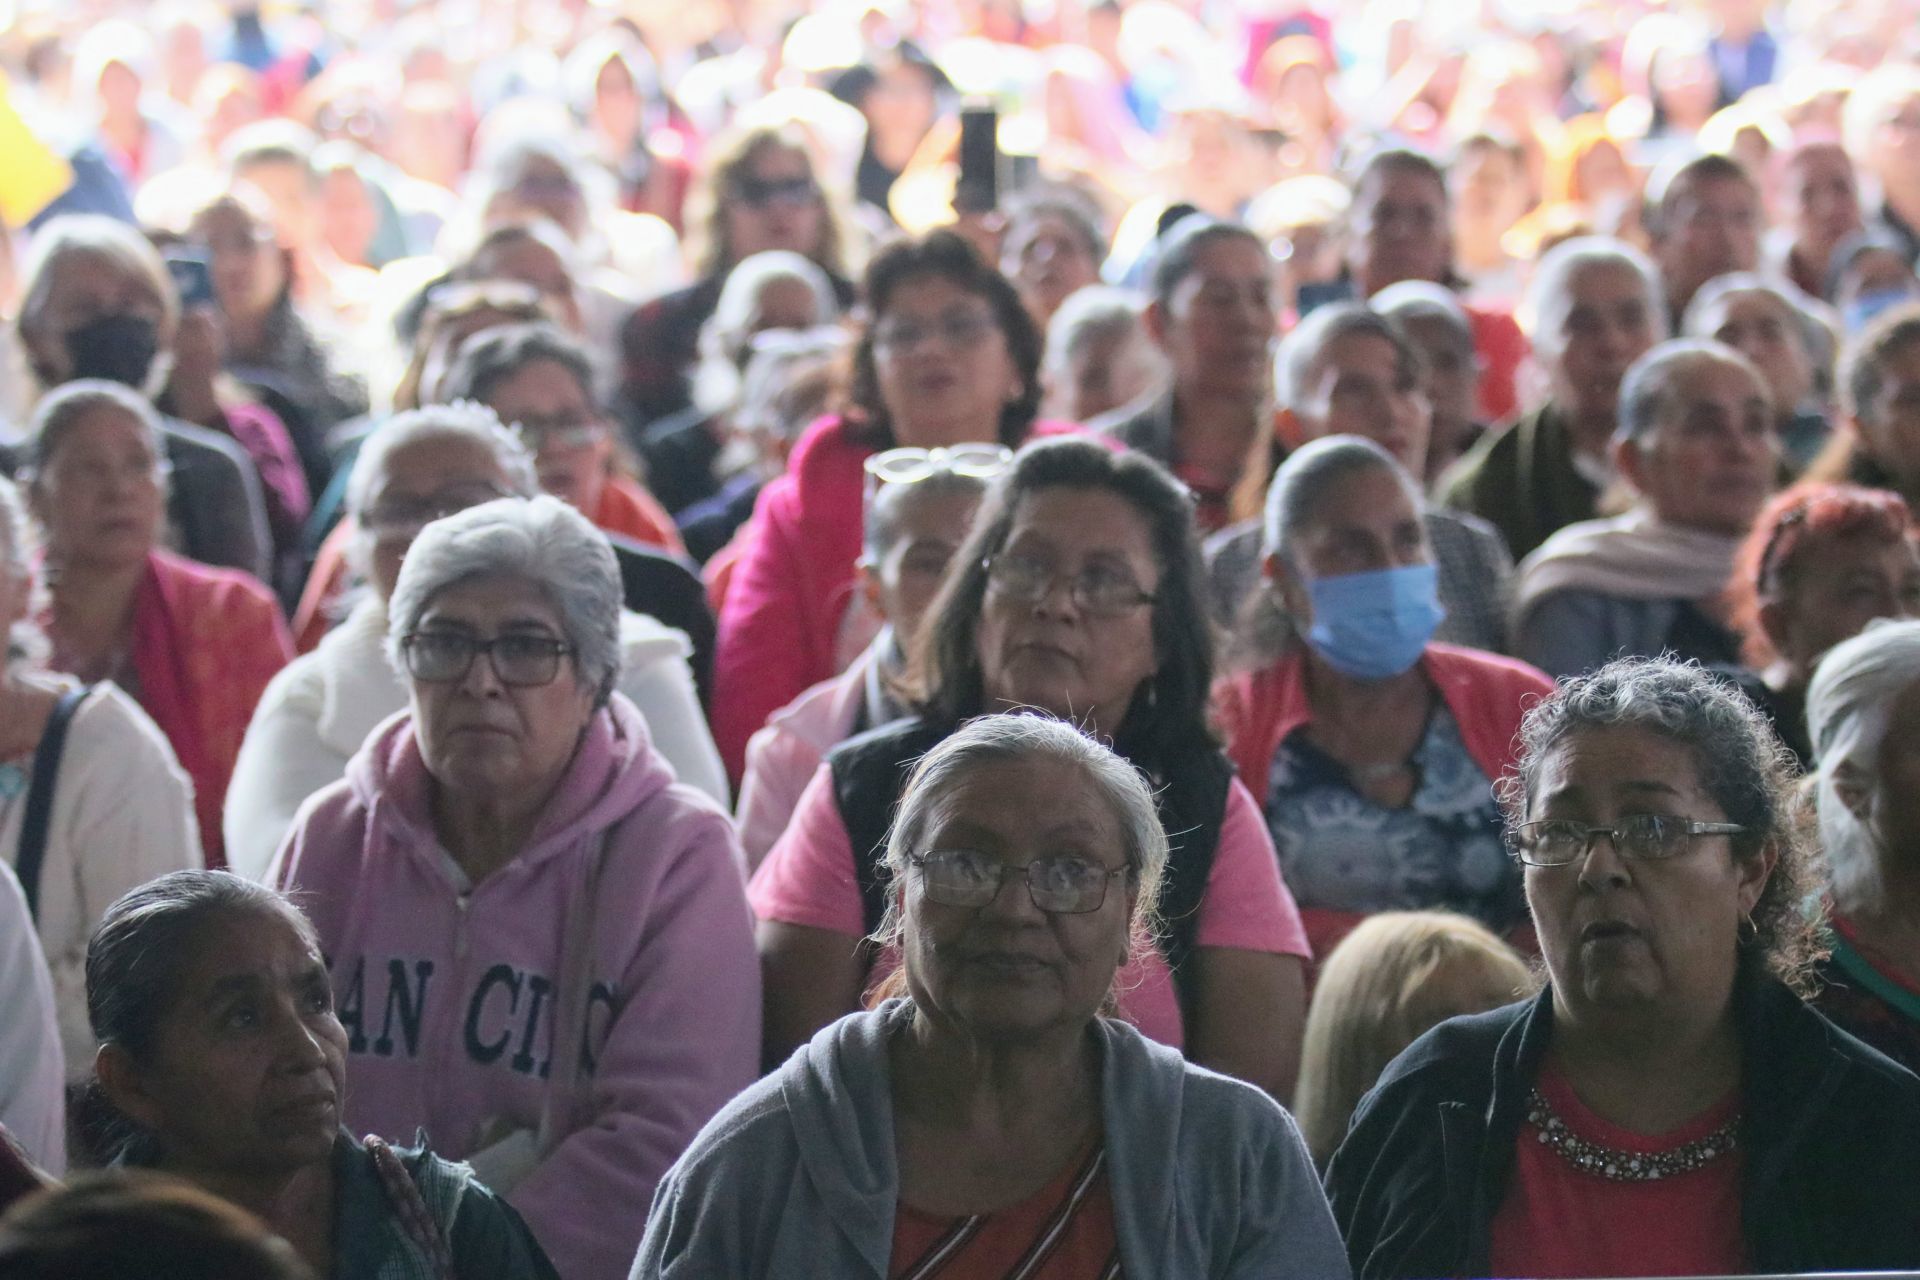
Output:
[635, 716, 1350, 1279]
[753, 438, 1311, 1095]
[1774, 137, 1864, 302]
[1439, 237, 1666, 560]
[273, 497, 758, 1280]
[0, 475, 199, 1074]
[1807, 618, 1920, 1072]
[1827, 229, 1920, 334]
[1089, 216, 1277, 533]
[735, 444, 998, 868]
[85, 871, 557, 1277]
[19, 381, 292, 866]
[1647, 153, 1763, 325]
[1370, 280, 1487, 483]
[1723, 483, 1920, 766]
[0, 1173, 312, 1280]
[9, 215, 273, 580]
[1293, 911, 1535, 1167]
[999, 190, 1107, 330]
[1217, 436, 1551, 958]
[1807, 304, 1920, 511]
[1513, 340, 1780, 679]
[1327, 658, 1920, 1278]
[0, 863, 62, 1175]
[225, 404, 723, 879]
[1213, 304, 1513, 656]
[635, 249, 843, 517]
[710, 230, 1050, 781]
[1039, 286, 1166, 426]
[1682, 272, 1833, 471]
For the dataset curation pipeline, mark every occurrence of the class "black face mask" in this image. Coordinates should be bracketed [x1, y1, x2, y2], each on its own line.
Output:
[62, 314, 160, 389]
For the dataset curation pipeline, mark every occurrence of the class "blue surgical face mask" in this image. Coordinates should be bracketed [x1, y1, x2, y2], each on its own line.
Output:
[1301, 563, 1446, 680]
[1844, 287, 1920, 334]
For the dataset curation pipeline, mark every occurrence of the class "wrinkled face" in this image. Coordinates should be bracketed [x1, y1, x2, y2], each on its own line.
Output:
[1621, 357, 1777, 535]
[190, 201, 284, 321]
[976, 487, 1161, 736]
[358, 433, 516, 602]
[1002, 213, 1100, 322]
[1769, 532, 1920, 674]
[1399, 313, 1479, 439]
[22, 251, 172, 387]
[1294, 330, 1430, 477]
[29, 403, 167, 571]
[1349, 167, 1451, 296]
[1657, 175, 1761, 309]
[1858, 338, 1920, 485]
[406, 573, 597, 804]
[479, 357, 611, 516]
[723, 144, 825, 264]
[1273, 467, 1430, 622]
[864, 486, 982, 650]
[104, 909, 348, 1181]
[1546, 261, 1660, 425]
[901, 758, 1135, 1043]
[1702, 291, 1813, 416]
[872, 274, 1022, 448]
[1158, 237, 1276, 401]
[1524, 726, 1770, 1024]
[1866, 676, 1920, 858]
[1785, 144, 1863, 250]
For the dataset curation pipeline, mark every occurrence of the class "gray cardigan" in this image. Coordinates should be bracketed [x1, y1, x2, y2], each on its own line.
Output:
[631, 1000, 1350, 1279]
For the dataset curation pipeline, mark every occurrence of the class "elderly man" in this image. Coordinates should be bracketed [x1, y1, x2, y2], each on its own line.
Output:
[1648, 152, 1762, 325]
[1775, 137, 1866, 300]
[1683, 272, 1830, 470]
[1438, 236, 1666, 559]
[1810, 305, 1920, 511]
[1206, 302, 1513, 654]
[1512, 339, 1780, 678]
[1090, 215, 1278, 533]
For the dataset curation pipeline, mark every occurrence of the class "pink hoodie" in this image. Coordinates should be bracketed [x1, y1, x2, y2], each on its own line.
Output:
[273, 694, 760, 1280]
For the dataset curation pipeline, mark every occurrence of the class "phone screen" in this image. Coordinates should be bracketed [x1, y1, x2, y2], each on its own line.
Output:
[956, 105, 999, 215]
[165, 252, 215, 308]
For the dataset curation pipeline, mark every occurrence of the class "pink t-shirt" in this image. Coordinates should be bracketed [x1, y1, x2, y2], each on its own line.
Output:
[749, 766, 1311, 1049]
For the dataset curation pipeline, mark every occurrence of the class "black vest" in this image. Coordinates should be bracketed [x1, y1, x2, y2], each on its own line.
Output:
[827, 715, 1234, 1022]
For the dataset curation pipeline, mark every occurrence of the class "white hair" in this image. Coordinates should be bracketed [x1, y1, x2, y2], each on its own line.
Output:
[0, 477, 46, 671]
[691, 251, 841, 416]
[1520, 235, 1667, 360]
[345, 402, 539, 520]
[1043, 285, 1153, 376]
[386, 495, 623, 702]
[1807, 618, 1920, 914]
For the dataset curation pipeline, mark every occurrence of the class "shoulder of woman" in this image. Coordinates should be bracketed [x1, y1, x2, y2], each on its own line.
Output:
[151, 548, 283, 612]
[1423, 643, 1555, 696]
[58, 683, 187, 781]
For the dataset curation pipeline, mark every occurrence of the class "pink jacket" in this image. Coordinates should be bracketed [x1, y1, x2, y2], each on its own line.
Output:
[273, 695, 759, 1280]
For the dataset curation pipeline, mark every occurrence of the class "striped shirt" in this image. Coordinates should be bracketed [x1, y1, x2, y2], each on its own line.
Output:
[889, 1143, 1120, 1280]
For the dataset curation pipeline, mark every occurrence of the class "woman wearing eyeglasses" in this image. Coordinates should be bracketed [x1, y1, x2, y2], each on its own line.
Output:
[272, 496, 759, 1280]
[1326, 657, 1920, 1280]
[711, 230, 1060, 782]
[640, 714, 1350, 1279]
[753, 437, 1312, 1099]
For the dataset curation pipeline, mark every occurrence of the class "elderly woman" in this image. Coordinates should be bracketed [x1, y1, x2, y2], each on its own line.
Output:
[20, 380, 292, 867]
[619, 121, 856, 433]
[1723, 483, 1920, 767]
[736, 445, 999, 868]
[1000, 193, 1107, 329]
[1682, 272, 1832, 471]
[9, 214, 274, 578]
[225, 404, 724, 879]
[637, 715, 1350, 1278]
[636, 249, 844, 518]
[754, 437, 1311, 1096]
[86, 871, 558, 1278]
[273, 496, 759, 1280]
[1513, 340, 1781, 679]
[1327, 658, 1920, 1279]
[1217, 437, 1552, 959]
[0, 475, 198, 1073]
[711, 230, 1055, 779]
[1039, 285, 1166, 425]
[1806, 619, 1920, 1073]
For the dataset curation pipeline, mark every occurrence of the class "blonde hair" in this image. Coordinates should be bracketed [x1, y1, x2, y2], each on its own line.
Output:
[1294, 912, 1535, 1166]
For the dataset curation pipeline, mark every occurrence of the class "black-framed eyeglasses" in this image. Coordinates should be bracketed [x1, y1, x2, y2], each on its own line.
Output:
[909, 849, 1131, 914]
[401, 631, 575, 687]
[1506, 814, 1747, 867]
[984, 553, 1158, 616]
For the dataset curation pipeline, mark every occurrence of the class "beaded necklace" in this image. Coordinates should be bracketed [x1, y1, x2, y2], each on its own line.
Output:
[1525, 1089, 1740, 1182]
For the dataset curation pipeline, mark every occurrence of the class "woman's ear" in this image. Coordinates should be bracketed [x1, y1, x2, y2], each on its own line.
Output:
[1736, 839, 1779, 919]
[1831, 760, 1875, 822]
[94, 1042, 166, 1136]
[1264, 551, 1309, 621]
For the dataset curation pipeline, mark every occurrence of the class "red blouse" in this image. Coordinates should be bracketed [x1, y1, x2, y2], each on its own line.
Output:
[889, 1142, 1120, 1280]
[1488, 1062, 1745, 1278]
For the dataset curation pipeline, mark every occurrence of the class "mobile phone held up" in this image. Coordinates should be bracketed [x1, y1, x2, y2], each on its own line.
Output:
[955, 102, 1000, 216]
[165, 249, 215, 309]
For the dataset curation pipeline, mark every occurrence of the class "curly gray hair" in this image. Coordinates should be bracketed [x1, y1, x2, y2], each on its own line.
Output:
[385, 495, 623, 703]
[1502, 657, 1819, 993]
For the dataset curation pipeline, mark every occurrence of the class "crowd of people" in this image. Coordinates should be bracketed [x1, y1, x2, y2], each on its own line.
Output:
[3, 0, 1920, 1275]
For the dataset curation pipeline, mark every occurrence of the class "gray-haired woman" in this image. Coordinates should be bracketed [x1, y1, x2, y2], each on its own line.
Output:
[1806, 617, 1920, 1073]
[1327, 657, 1920, 1279]
[224, 403, 724, 879]
[636, 714, 1349, 1280]
[273, 496, 759, 1280]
